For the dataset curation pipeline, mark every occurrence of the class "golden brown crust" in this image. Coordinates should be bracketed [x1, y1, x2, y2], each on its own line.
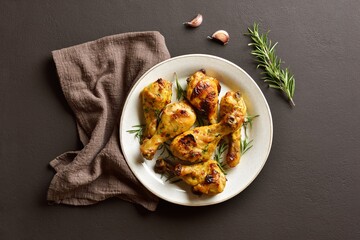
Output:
[140, 101, 196, 160]
[175, 160, 226, 194]
[141, 78, 172, 140]
[186, 71, 220, 124]
[170, 110, 243, 163]
[219, 91, 247, 168]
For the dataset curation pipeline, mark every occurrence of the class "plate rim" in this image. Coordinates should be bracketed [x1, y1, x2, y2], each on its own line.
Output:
[119, 53, 273, 206]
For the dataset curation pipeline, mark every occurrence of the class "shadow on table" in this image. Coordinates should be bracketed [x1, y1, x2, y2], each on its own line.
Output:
[133, 186, 255, 220]
[38, 57, 83, 207]
[43, 57, 74, 116]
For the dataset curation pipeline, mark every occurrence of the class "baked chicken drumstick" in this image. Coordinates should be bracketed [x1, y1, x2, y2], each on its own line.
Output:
[155, 159, 226, 195]
[141, 78, 172, 140]
[140, 101, 196, 160]
[220, 91, 247, 167]
[186, 70, 221, 124]
[169, 110, 244, 163]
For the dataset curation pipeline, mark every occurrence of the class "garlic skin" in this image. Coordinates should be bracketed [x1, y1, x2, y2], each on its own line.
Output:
[183, 14, 203, 28]
[208, 30, 230, 45]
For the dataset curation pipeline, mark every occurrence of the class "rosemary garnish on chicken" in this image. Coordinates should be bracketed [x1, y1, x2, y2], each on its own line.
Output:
[243, 114, 259, 138]
[240, 114, 259, 154]
[174, 72, 185, 101]
[214, 141, 228, 174]
[246, 22, 296, 107]
[126, 124, 145, 143]
[131, 71, 262, 194]
[241, 138, 253, 155]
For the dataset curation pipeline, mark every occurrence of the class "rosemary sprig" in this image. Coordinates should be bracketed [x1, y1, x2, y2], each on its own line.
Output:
[243, 114, 259, 138]
[126, 124, 145, 143]
[214, 141, 228, 174]
[241, 138, 254, 155]
[214, 141, 227, 162]
[174, 72, 185, 101]
[244, 114, 260, 127]
[246, 22, 296, 107]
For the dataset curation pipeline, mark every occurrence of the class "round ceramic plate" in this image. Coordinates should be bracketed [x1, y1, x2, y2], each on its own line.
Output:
[119, 54, 273, 206]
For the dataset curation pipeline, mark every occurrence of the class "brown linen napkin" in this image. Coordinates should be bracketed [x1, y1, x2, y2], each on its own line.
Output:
[47, 31, 170, 211]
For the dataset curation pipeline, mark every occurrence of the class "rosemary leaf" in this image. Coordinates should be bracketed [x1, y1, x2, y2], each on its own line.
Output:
[127, 124, 145, 143]
[214, 141, 228, 163]
[174, 72, 185, 101]
[214, 141, 228, 174]
[243, 114, 259, 138]
[241, 138, 254, 155]
[246, 22, 296, 107]
[244, 114, 259, 127]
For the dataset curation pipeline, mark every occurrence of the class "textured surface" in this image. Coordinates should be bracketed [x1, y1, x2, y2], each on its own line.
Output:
[1, 0, 359, 239]
[47, 31, 170, 211]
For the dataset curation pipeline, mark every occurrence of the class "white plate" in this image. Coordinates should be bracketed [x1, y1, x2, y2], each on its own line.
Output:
[120, 54, 273, 206]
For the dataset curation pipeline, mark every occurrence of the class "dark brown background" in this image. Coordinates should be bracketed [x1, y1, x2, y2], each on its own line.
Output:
[1, 0, 359, 239]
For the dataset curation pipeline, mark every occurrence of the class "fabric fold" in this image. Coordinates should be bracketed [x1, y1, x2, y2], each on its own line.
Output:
[47, 31, 170, 211]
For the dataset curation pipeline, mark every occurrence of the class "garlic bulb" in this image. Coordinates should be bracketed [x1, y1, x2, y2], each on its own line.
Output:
[207, 30, 230, 45]
[183, 14, 203, 28]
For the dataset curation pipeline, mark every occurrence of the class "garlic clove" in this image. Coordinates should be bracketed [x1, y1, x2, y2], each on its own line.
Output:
[207, 30, 230, 45]
[183, 14, 203, 28]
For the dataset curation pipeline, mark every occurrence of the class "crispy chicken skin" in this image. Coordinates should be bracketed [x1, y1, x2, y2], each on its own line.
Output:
[141, 78, 172, 140]
[220, 91, 247, 167]
[155, 159, 226, 195]
[186, 70, 221, 124]
[175, 160, 226, 194]
[140, 101, 196, 160]
[169, 110, 244, 163]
